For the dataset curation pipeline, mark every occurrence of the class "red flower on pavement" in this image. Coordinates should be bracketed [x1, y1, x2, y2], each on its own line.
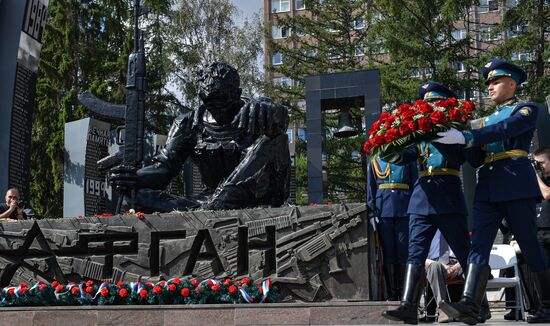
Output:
[430, 111, 447, 125]
[135, 212, 145, 219]
[418, 117, 433, 131]
[119, 288, 128, 297]
[168, 284, 176, 292]
[181, 287, 190, 297]
[100, 287, 109, 296]
[139, 289, 148, 298]
[153, 285, 162, 294]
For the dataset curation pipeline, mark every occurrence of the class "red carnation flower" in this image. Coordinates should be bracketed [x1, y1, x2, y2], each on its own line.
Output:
[224, 278, 232, 286]
[430, 111, 447, 125]
[207, 280, 214, 286]
[363, 140, 373, 154]
[368, 121, 382, 136]
[86, 286, 93, 293]
[8, 288, 14, 295]
[173, 278, 181, 285]
[139, 289, 148, 298]
[160, 281, 166, 287]
[397, 103, 412, 114]
[86, 280, 94, 287]
[435, 99, 449, 108]
[153, 285, 162, 294]
[242, 278, 251, 285]
[116, 281, 124, 287]
[191, 279, 198, 286]
[181, 287, 190, 297]
[417, 102, 434, 114]
[135, 212, 145, 219]
[461, 101, 475, 112]
[168, 284, 176, 292]
[399, 120, 415, 136]
[55, 285, 63, 292]
[211, 284, 221, 291]
[119, 288, 128, 298]
[414, 100, 427, 106]
[448, 109, 462, 122]
[371, 135, 385, 147]
[20, 283, 28, 288]
[100, 287, 109, 296]
[401, 109, 416, 120]
[69, 282, 76, 285]
[38, 284, 47, 291]
[384, 129, 400, 143]
[228, 285, 238, 294]
[51, 281, 59, 287]
[20, 288, 27, 295]
[379, 112, 392, 121]
[447, 97, 459, 107]
[71, 287, 80, 295]
[418, 117, 433, 131]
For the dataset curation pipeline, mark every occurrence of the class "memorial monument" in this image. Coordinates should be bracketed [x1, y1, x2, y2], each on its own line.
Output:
[0, 0, 49, 201]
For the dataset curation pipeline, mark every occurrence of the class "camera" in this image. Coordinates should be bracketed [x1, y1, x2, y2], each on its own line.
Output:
[15, 200, 25, 209]
[531, 157, 542, 172]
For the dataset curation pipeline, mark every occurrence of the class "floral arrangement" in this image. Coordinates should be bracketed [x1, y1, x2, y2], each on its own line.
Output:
[363, 98, 476, 157]
[0, 277, 278, 307]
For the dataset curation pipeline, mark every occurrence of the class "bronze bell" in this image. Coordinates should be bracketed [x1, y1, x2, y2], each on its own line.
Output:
[334, 109, 358, 138]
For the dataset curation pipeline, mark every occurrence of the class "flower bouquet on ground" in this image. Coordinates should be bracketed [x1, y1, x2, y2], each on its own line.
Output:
[363, 98, 476, 157]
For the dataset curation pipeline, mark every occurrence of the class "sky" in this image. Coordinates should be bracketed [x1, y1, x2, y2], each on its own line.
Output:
[232, 0, 263, 22]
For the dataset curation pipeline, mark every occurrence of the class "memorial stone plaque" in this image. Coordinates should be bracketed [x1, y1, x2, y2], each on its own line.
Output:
[0, 0, 49, 199]
[64, 118, 111, 217]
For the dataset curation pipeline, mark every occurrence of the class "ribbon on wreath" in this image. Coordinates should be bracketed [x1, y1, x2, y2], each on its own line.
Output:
[260, 279, 272, 303]
[92, 281, 109, 299]
[238, 287, 254, 303]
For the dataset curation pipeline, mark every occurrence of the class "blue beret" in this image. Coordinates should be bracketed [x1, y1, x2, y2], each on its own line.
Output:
[418, 81, 456, 101]
[482, 59, 526, 85]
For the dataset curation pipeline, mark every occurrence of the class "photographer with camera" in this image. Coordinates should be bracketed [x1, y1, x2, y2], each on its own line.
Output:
[0, 188, 27, 221]
[533, 147, 550, 253]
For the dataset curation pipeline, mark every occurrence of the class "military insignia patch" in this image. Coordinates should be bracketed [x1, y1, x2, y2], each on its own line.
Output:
[488, 70, 496, 77]
[519, 108, 531, 116]
[422, 84, 429, 89]
[485, 62, 492, 68]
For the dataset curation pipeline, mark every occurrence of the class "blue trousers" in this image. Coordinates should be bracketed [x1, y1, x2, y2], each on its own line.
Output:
[468, 199, 549, 272]
[379, 216, 409, 264]
[407, 213, 470, 269]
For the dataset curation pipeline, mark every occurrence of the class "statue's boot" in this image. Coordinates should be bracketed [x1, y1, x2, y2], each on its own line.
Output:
[527, 269, 550, 323]
[382, 264, 424, 325]
[477, 296, 491, 323]
[439, 263, 491, 325]
[384, 264, 398, 301]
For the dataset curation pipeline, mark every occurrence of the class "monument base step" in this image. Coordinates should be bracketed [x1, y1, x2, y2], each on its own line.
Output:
[0, 301, 401, 326]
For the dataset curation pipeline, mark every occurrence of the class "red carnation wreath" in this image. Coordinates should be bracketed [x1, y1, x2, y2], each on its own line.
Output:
[363, 98, 476, 156]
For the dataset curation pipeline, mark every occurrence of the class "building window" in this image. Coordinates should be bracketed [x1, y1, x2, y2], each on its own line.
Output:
[354, 18, 365, 29]
[508, 23, 528, 37]
[511, 51, 532, 61]
[272, 52, 283, 65]
[287, 128, 294, 142]
[355, 47, 364, 56]
[507, 0, 518, 7]
[372, 39, 386, 54]
[272, 0, 290, 13]
[295, 0, 306, 10]
[479, 26, 500, 41]
[298, 128, 307, 141]
[273, 76, 292, 86]
[452, 29, 467, 41]
[272, 26, 290, 39]
[452, 61, 466, 72]
[479, 0, 499, 13]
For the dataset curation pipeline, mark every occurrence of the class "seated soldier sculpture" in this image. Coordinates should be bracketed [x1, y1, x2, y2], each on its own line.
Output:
[111, 62, 290, 213]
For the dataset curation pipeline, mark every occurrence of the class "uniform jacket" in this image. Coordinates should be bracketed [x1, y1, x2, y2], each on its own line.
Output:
[395, 142, 468, 216]
[367, 157, 417, 218]
[463, 98, 542, 202]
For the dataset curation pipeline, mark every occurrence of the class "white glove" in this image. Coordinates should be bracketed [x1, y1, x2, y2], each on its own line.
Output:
[434, 128, 465, 145]
[370, 216, 379, 232]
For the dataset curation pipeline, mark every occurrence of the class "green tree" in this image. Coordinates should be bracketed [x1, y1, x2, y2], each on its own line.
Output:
[491, 0, 550, 103]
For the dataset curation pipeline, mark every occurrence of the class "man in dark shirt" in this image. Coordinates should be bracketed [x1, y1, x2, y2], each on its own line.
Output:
[0, 188, 26, 221]
[533, 147, 550, 259]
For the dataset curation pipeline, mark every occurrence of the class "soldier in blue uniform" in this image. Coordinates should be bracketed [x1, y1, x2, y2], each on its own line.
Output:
[367, 155, 417, 300]
[435, 59, 550, 324]
[382, 82, 473, 324]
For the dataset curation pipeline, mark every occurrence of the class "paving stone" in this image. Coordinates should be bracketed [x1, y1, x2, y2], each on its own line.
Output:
[234, 307, 310, 325]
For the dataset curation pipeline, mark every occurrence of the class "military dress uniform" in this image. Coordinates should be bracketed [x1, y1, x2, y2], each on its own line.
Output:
[367, 156, 417, 299]
[382, 82, 472, 325]
[436, 59, 550, 325]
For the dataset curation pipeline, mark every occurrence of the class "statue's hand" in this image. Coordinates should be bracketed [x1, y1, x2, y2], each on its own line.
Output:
[108, 165, 140, 190]
[235, 98, 289, 138]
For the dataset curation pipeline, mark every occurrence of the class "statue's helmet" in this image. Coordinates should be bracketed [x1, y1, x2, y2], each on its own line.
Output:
[197, 62, 241, 104]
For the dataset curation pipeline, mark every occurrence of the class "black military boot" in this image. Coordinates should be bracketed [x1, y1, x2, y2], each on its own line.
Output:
[384, 264, 399, 301]
[382, 264, 424, 325]
[527, 269, 550, 323]
[439, 263, 491, 325]
[477, 296, 492, 323]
